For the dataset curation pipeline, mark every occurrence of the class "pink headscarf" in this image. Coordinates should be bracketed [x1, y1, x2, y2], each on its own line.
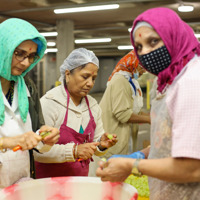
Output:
[130, 7, 200, 93]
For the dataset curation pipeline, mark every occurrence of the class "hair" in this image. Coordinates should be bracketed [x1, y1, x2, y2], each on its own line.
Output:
[32, 38, 43, 54]
[63, 64, 87, 88]
[69, 64, 87, 74]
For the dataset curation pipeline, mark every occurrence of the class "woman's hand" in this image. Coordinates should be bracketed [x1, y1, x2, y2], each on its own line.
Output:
[39, 125, 60, 146]
[77, 142, 99, 160]
[4, 132, 42, 150]
[96, 158, 134, 182]
[99, 133, 118, 149]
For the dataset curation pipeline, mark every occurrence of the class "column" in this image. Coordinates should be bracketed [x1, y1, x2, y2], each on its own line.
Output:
[56, 19, 74, 80]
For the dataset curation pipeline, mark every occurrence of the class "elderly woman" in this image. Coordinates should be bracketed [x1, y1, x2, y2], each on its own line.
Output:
[96, 7, 200, 200]
[0, 18, 59, 189]
[35, 48, 117, 178]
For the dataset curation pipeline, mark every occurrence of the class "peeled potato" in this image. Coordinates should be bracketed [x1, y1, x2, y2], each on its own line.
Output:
[107, 134, 113, 140]
[40, 131, 51, 139]
[101, 158, 107, 162]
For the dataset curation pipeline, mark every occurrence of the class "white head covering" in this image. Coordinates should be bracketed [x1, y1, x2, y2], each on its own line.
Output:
[132, 21, 153, 39]
[60, 48, 99, 80]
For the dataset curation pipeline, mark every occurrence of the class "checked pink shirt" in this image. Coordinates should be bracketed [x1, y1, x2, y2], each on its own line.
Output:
[148, 55, 200, 200]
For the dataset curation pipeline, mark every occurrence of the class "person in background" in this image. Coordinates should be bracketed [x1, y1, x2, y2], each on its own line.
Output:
[89, 50, 150, 177]
[35, 48, 117, 178]
[96, 7, 200, 200]
[0, 18, 59, 189]
[100, 50, 150, 157]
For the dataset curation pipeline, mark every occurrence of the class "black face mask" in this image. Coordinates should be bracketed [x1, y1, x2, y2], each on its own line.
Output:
[138, 45, 171, 75]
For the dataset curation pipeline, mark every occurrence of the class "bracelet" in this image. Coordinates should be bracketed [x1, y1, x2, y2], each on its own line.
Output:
[131, 159, 142, 177]
[0, 137, 7, 153]
[75, 143, 78, 159]
[73, 144, 76, 159]
[98, 144, 107, 151]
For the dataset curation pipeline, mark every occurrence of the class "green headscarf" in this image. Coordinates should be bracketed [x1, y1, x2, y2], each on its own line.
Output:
[0, 18, 47, 125]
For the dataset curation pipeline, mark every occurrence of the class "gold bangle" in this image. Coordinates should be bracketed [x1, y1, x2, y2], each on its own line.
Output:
[0, 137, 7, 153]
[75, 144, 78, 159]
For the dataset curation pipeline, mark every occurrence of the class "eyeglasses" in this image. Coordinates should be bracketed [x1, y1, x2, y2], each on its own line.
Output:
[14, 49, 40, 64]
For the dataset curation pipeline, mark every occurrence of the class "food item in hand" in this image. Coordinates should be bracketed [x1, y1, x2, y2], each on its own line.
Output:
[40, 131, 51, 139]
[107, 134, 113, 140]
[101, 158, 107, 162]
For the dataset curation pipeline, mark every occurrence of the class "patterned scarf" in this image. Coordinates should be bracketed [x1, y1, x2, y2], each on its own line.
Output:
[108, 50, 139, 82]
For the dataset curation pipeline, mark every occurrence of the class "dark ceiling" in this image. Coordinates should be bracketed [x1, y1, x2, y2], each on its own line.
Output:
[0, 0, 200, 57]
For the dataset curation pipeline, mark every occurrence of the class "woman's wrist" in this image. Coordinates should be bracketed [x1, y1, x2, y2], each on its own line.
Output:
[73, 144, 76, 158]
[98, 143, 107, 151]
[73, 143, 78, 159]
[0, 137, 7, 152]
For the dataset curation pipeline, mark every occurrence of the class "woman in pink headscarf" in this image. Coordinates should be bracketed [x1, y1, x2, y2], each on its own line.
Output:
[96, 7, 200, 199]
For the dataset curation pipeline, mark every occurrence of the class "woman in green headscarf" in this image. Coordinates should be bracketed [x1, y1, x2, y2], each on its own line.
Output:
[0, 18, 60, 189]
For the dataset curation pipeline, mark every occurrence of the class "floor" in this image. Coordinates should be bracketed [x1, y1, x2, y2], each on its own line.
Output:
[90, 91, 151, 152]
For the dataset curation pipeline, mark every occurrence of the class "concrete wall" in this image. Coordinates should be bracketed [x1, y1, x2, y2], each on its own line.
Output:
[90, 56, 121, 93]
[44, 53, 57, 93]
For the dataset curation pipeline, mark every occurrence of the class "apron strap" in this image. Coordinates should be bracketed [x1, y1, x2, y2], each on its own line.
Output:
[85, 96, 93, 119]
[63, 86, 70, 125]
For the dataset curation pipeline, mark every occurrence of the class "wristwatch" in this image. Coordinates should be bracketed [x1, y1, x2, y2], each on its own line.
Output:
[131, 159, 142, 177]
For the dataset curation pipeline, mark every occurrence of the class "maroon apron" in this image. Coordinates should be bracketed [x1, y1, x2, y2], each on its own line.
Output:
[35, 88, 96, 178]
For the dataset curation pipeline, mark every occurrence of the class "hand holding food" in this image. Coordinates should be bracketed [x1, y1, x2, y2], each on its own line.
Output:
[76, 142, 99, 160]
[13, 126, 60, 152]
[96, 157, 134, 182]
[38, 125, 60, 146]
[99, 133, 118, 149]
[12, 132, 42, 152]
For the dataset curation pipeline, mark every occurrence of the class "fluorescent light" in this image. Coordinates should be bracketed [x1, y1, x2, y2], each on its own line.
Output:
[54, 4, 119, 14]
[178, 5, 194, 12]
[40, 32, 58, 37]
[118, 45, 133, 50]
[75, 38, 111, 44]
[47, 42, 56, 46]
[195, 34, 200, 38]
[45, 48, 58, 53]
